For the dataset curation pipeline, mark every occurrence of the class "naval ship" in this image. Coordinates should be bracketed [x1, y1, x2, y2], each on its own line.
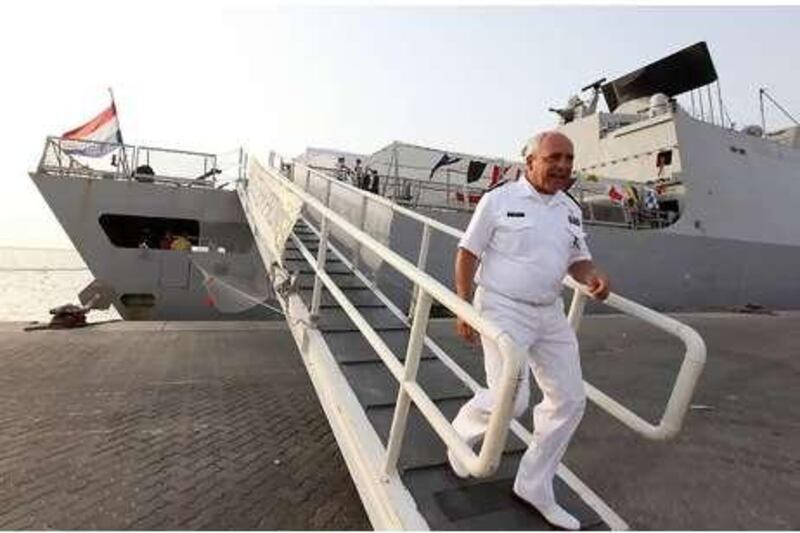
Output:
[30, 42, 800, 320]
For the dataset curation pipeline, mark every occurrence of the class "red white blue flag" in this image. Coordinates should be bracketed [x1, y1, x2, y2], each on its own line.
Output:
[61, 102, 123, 157]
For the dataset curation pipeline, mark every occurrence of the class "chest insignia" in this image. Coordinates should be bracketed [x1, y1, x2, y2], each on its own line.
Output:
[568, 214, 581, 226]
[507, 211, 525, 218]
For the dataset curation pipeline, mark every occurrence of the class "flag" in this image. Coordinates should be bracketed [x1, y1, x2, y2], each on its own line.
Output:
[624, 184, 640, 206]
[489, 164, 502, 187]
[61, 102, 123, 157]
[643, 187, 659, 210]
[466, 160, 487, 183]
[607, 185, 625, 204]
[429, 153, 461, 179]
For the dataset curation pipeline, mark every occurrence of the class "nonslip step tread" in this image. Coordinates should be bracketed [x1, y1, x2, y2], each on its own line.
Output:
[322, 329, 437, 364]
[339, 359, 472, 408]
[314, 307, 408, 332]
[366, 400, 527, 471]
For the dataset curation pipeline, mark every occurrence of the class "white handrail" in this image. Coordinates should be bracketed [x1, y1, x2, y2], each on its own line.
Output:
[294, 160, 464, 239]
[563, 278, 706, 439]
[290, 157, 707, 442]
[248, 156, 526, 478]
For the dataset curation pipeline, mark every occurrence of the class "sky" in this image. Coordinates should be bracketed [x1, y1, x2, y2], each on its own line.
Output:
[1, 1, 799, 248]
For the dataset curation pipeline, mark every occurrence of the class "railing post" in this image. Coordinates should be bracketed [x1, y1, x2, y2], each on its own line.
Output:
[567, 283, 587, 331]
[351, 195, 369, 270]
[311, 217, 330, 317]
[407, 223, 432, 320]
[384, 290, 433, 475]
[446, 172, 451, 207]
[325, 178, 332, 207]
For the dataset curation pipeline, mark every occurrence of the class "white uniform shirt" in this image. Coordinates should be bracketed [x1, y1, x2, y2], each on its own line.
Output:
[459, 178, 591, 305]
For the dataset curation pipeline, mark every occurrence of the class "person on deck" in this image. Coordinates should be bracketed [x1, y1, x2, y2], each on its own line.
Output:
[170, 234, 192, 251]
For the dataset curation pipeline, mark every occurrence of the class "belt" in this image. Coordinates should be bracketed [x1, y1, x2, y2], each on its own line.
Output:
[477, 285, 558, 308]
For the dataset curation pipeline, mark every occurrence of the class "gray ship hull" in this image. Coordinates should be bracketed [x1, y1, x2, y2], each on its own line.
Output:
[376, 208, 800, 314]
[30, 172, 277, 321]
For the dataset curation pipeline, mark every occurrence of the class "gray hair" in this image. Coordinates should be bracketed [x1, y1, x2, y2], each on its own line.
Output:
[521, 131, 566, 159]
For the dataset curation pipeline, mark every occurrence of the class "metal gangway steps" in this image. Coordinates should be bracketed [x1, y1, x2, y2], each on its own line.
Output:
[285, 219, 605, 529]
[237, 153, 707, 530]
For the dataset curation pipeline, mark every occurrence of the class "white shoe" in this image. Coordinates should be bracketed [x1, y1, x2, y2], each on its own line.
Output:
[513, 491, 581, 530]
[533, 503, 581, 531]
[447, 449, 469, 478]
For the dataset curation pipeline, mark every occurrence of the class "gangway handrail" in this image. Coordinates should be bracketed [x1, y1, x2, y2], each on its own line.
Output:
[292, 162, 464, 239]
[246, 155, 527, 479]
[284, 155, 706, 441]
[564, 277, 706, 439]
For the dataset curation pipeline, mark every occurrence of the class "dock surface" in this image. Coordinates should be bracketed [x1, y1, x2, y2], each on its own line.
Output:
[0, 321, 370, 530]
[0, 311, 798, 530]
[427, 311, 800, 530]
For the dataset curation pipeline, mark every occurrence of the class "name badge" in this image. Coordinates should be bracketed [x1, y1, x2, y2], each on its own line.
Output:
[507, 211, 525, 218]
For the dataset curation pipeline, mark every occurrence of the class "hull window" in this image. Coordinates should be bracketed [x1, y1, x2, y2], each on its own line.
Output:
[656, 150, 673, 168]
[99, 214, 199, 250]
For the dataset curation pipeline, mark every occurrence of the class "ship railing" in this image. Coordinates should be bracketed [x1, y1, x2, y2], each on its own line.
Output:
[37, 136, 221, 188]
[266, 152, 705, 480]
[303, 162, 679, 228]
[380, 174, 485, 211]
[307, 164, 486, 212]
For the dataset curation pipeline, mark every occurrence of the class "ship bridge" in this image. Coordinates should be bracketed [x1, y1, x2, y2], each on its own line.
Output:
[235, 152, 707, 530]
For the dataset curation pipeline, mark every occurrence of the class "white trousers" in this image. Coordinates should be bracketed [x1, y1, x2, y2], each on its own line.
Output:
[451, 286, 586, 507]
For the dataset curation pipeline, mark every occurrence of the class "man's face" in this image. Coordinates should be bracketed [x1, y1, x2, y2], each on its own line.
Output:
[526, 134, 575, 195]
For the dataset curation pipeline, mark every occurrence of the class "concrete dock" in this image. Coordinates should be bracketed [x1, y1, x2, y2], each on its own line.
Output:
[0, 321, 370, 530]
[0, 311, 798, 530]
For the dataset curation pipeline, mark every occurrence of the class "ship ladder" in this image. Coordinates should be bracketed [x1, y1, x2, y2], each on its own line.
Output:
[236, 154, 707, 530]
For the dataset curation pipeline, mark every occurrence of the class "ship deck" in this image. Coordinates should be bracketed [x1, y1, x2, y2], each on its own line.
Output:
[0, 312, 797, 529]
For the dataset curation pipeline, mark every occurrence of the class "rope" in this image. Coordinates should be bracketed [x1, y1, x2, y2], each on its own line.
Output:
[189, 256, 313, 328]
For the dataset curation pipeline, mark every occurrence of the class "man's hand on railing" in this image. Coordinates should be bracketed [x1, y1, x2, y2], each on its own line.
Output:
[568, 260, 610, 300]
[456, 317, 479, 345]
[585, 271, 610, 300]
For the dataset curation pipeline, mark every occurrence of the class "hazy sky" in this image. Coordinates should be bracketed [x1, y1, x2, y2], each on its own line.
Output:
[2, 1, 798, 248]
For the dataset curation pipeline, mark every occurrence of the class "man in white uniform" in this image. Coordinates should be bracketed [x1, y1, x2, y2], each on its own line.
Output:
[450, 131, 610, 530]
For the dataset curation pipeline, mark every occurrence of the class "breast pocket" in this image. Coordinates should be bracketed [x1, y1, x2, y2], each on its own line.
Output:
[493, 218, 537, 259]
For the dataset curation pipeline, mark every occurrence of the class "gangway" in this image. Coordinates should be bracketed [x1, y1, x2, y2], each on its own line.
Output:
[236, 153, 706, 530]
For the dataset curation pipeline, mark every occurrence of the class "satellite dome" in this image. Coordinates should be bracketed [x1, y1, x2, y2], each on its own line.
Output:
[649, 93, 670, 117]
